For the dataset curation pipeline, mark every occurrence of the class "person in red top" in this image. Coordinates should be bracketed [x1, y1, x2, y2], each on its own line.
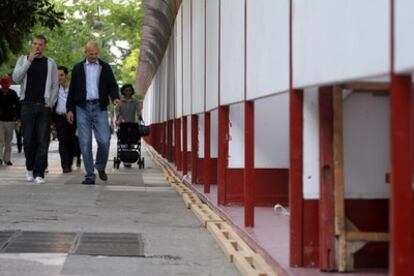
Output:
[0, 75, 21, 166]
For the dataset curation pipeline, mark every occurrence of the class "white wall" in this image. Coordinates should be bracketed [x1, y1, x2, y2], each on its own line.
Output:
[254, 93, 289, 168]
[187, 115, 192, 151]
[192, 0, 205, 114]
[198, 113, 205, 158]
[293, 0, 390, 88]
[211, 109, 218, 158]
[395, 0, 414, 73]
[220, 0, 245, 105]
[343, 93, 390, 198]
[205, 0, 219, 111]
[302, 87, 320, 199]
[175, 7, 183, 118]
[246, 0, 289, 100]
[182, 0, 192, 115]
[228, 102, 245, 168]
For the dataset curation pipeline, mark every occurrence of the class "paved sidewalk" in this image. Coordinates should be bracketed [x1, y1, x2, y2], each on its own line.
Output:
[0, 136, 238, 276]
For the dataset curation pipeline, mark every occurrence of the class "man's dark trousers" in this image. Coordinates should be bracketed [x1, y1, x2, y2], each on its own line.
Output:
[55, 114, 76, 169]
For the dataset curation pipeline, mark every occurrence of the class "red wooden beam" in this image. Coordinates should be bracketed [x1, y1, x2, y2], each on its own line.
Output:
[218, 106, 229, 205]
[244, 101, 255, 227]
[318, 86, 336, 271]
[191, 114, 199, 184]
[290, 89, 304, 267]
[204, 111, 211, 193]
[390, 74, 414, 276]
[175, 118, 182, 171]
[182, 116, 188, 175]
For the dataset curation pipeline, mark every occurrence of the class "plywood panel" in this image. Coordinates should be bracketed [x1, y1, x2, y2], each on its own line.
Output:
[192, 0, 205, 114]
[343, 93, 390, 198]
[395, 0, 414, 73]
[182, 0, 192, 115]
[220, 0, 245, 105]
[228, 102, 244, 168]
[175, 7, 183, 118]
[206, 0, 219, 111]
[246, 0, 289, 100]
[254, 93, 289, 168]
[303, 87, 320, 199]
[293, 0, 389, 88]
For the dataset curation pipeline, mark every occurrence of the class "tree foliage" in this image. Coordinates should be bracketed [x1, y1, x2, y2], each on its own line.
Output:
[1, 0, 144, 87]
[0, 0, 63, 65]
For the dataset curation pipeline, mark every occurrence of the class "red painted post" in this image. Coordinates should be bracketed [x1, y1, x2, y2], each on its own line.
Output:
[289, 88, 304, 267]
[167, 120, 173, 162]
[390, 74, 414, 276]
[204, 111, 211, 193]
[191, 114, 199, 184]
[318, 87, 336, 271]
[244, 101, 254, 227]
[218, 106, 229, 205]
[175, 118, 182, 171]
[182, 116, 188, 175]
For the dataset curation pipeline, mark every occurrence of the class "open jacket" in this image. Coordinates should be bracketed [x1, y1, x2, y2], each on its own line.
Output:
[12, 55, 59, 108]
[66, 59, 120, 113]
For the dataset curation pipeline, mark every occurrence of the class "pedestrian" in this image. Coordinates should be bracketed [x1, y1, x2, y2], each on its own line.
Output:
[66, 41, 121, 185]
[53, 66, 77, 173]
[0, 75, 21, 166]
[12, 35, 59, 184]
[115, 84, 142, 124]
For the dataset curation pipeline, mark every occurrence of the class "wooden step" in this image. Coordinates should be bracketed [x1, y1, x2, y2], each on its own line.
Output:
[233, 253, 279, 276]
[182, 192, 203, 209]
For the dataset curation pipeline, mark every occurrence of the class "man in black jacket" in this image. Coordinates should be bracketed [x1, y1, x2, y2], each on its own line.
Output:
[66, 41, 121, 185]
[0, 75, 21, 166]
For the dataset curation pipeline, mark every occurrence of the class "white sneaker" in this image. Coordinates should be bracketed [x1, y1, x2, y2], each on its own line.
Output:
[34, 177, 45, 184]
[26, 171, 34, 182]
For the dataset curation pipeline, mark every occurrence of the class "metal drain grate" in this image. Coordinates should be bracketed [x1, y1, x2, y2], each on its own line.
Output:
[73, 233, 144, 257]
[1, 231, 77, 253]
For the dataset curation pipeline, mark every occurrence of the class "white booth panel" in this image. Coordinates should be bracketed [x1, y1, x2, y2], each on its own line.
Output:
[198, 113, 205, 158]
[211, 109, 218, 158]
[293, 0, 390, 88]
[228, 102, 245, 168]
[175, 7, 183, 118]
[206, 0, 219, 111]
[247, 0, 289, 100]
[187, 115, 192, 151]
[303, 87, 320, 199]
[254, 93, 289, 168]
[343, 93, 390, 199]
[183, 0, 192, 115]
[192, 0, 205, 114]
[395, 0, 414, 73]
[220, 0, 245, 105]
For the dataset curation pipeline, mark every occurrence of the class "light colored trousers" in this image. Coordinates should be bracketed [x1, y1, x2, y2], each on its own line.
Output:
[0, 121, 16, 162]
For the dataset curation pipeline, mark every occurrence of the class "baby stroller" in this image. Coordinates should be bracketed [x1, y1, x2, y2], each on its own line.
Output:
[113, 122, 145, 169]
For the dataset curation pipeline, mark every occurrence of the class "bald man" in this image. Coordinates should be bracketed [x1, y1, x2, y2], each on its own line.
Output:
[66, 41, 121, 185]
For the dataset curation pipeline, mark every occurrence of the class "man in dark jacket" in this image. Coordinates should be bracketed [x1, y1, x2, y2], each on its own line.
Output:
[0, 75, 21, 166]
[66, 41, 121, 185]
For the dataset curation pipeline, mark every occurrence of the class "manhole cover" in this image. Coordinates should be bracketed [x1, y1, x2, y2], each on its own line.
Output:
[73, 233, 144, 257]
[1, 231, 77, 253]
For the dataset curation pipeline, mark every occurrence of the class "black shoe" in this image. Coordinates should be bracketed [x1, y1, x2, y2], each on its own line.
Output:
[124, 163, 132, 168]
[82, 178, 95, 185]
[98, 170, 108, 181]
[5, 161, 12, 166]
[63, 167, 71, 173]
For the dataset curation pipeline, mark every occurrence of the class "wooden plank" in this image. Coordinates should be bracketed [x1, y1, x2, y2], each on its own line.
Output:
[342, 82, 389, 92]
[233, 253, 278, 276]
[191, 204, 223, 227]
[182, 192, 203, 209]
[207, 221, 255, 262]
[333, 85, 346, 272]
[345, 231, 389, 242]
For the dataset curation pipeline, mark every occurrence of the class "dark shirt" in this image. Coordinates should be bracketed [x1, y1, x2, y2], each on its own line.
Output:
[24, 57, 48, 103]
[0, 89, 20, 121]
